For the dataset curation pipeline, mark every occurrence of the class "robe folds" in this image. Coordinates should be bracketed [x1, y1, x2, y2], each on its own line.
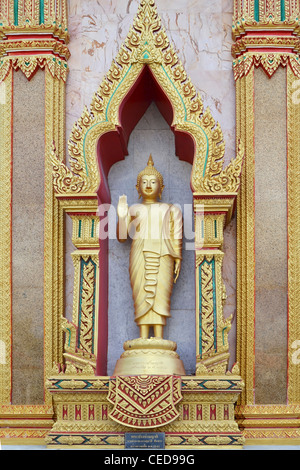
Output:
[128, 203, 182, 326]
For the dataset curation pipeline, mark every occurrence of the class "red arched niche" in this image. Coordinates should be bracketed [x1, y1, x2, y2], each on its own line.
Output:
[96, 64, 195, 375]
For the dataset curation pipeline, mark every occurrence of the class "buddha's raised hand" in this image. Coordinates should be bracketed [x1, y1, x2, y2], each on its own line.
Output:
[117, 194, 128, 219]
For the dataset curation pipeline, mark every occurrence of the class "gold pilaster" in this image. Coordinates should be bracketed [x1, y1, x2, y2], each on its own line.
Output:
[235, 63, 256, 405]
[233, 0, 300, 442]
[287, 64, 300, 404]
[0, 0, 69, 440]
[53, 197, 100, 374]
[44, 67, 68, 392]
[0, 67, 12, 404]
[61, 211, 100, 373]
[194, 196, 238, 375]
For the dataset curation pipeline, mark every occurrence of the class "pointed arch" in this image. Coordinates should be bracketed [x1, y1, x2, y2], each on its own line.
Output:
[51, 0, 243, 199]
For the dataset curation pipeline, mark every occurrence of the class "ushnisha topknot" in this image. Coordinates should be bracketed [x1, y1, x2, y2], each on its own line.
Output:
[136, 155, 164, 194]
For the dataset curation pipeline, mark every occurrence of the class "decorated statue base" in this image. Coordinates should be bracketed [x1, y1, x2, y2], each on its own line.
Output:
[45, 368, 245, 449]
[113, 338, 186, 376]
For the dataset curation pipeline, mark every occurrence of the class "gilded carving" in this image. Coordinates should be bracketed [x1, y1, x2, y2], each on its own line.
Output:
[0, 67, 12, 404]
[233, 0, 300, 36]
[236, 404, 300, 442]
[233, 53, 300, 80]
[0, 0, 298, 447]
[287, 65, 300, 404]
[76, 256, 98, 355]
[43, 0, 246, 449]
[48, 0, 243, 384]
[107, 375, 182, 428]
[232, 1, 300, 80]
[195, 252, 232, 374]
[0, 0, 247, 447]
[62, 251, 99, 373]
[45, 373, 244, 448]
[235, 62, 256, 406]
[0, 0, 69, 42]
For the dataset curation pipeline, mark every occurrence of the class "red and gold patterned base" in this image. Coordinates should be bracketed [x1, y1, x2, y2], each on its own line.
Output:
[45, 372, 245, 449]
[107, 375, 182, 428]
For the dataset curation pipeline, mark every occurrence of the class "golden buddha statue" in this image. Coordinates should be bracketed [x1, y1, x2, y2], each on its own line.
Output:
[117, 155, 182, 340]
[114, 155, 185, 375]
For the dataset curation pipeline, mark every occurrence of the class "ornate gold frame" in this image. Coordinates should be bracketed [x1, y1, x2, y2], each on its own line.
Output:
[0, 66, 12, 405]
[0, 0, 244, 447]
[44, 0, 245, 449]
[5, 0, 299, 447]
[50, 0, 243, 377]
[286, 65, 300, 406]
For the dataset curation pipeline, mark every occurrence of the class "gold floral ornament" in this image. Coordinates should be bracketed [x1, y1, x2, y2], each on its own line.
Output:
[50, 143, 85, 194]
[194, 140, 244, 194]
[50, 0, 244, 197]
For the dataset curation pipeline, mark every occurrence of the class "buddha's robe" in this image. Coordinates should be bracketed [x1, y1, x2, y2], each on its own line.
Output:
[128, 203, 182, 326]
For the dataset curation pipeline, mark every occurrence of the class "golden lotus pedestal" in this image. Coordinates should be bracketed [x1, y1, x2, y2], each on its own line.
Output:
[113, 338, 186, 376]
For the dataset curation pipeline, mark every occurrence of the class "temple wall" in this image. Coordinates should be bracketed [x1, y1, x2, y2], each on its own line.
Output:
[1, 0, 300, 448]
[64, 0, 237, 374]
[5, 0, 290, 401]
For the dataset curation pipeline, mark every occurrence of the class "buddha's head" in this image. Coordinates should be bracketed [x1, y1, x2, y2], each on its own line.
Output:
[136, 155, 164, 201]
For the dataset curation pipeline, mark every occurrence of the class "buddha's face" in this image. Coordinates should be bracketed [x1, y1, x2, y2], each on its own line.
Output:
[138, 174, 161, 200]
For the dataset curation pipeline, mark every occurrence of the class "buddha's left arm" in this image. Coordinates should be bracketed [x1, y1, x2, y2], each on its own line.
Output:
[170, 206, 183, 260]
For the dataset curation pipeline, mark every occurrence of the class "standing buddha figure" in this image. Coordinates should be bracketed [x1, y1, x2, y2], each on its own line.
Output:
[117, 155, 183, 339]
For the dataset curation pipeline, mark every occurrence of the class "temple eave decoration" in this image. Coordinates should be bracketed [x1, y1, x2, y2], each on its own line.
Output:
[0, 0, 69, 82]
[232, 1, 300, 78]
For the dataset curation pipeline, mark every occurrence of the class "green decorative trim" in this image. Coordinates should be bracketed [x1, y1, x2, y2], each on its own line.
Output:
[160, 64, 209, 177]
[105, 65, 133, 122]
[14, 0, 19, 26]
[39, 0, 45, 24]
[281, 0, 286, 21]
[198, 264, 202, 357]
[198, 258, 217, 358]
[66, 328, 72, 347]
[254, 0, 259, 22]
[77, 257, 97, 352]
